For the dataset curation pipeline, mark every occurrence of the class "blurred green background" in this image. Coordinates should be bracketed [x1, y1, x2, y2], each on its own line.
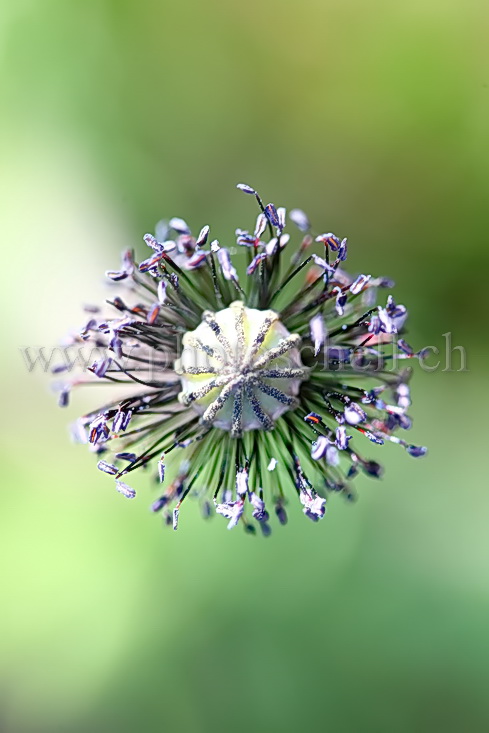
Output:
[1, 0, 488, 731]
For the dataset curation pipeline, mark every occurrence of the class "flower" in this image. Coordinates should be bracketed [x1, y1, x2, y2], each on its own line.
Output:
[54, 182, 427, 534]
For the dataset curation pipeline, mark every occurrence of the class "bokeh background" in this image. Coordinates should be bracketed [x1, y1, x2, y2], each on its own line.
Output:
[1, 1, 488, 731]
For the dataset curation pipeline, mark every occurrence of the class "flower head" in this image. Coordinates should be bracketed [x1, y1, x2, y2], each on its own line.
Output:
[54, 183, 427, 534]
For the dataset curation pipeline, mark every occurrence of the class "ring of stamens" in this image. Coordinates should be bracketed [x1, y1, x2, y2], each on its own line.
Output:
[175, 301, 307, 436]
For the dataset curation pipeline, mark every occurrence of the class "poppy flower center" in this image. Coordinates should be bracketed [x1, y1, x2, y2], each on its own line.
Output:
[175, 301, 307, 436]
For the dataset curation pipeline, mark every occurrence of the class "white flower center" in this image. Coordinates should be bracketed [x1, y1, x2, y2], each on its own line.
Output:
[175, 301, 307, 436]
